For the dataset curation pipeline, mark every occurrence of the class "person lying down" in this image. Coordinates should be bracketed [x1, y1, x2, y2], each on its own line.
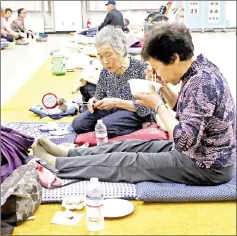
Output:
[32, 23, 236, 186]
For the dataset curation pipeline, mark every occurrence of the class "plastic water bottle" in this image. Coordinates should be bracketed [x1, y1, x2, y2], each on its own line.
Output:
[95, 119, 108, 145]
[86, 178, 104, 232]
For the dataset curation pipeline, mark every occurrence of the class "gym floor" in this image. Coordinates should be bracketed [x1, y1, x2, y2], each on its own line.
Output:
[1, 32, 236, 106]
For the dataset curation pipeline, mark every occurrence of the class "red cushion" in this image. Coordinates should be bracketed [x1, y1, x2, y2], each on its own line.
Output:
[75, 123, 169, 146]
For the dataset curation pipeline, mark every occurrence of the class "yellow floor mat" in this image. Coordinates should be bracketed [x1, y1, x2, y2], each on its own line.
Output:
[1, 59, 236, 235]
[1, 59, 80, 123]
[13, 202, 236, 235]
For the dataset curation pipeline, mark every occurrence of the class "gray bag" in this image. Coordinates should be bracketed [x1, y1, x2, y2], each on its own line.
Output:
[1, 164, 42, 229]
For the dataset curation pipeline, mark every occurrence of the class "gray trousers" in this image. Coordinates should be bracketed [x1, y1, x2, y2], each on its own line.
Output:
[56, 140, 234, 186]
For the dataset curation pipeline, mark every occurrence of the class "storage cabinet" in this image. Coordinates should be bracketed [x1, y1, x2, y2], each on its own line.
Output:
[53, 1, 82, 31]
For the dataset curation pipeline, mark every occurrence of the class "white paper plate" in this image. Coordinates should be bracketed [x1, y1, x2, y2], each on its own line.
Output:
[103, 199, 135, 218]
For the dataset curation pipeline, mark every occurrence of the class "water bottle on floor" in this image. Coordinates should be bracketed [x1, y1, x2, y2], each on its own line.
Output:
[86, 178, 104, 232]
[95, 119, 108, 145]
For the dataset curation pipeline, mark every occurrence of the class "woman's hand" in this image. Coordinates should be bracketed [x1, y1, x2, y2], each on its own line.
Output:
[133, 86, 162, 109]
[145, 64, 166, 86]
[95, 98, 119, 110]
[88, 97, 98, 113]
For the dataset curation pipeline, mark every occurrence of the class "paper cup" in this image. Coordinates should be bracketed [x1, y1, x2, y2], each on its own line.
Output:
[128, 79, 162, 93]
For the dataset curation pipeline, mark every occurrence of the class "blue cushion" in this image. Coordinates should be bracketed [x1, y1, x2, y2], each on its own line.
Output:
[136, 170, 236, 202]
[29, 105, 77, 120]
[5, 122, 77, 145]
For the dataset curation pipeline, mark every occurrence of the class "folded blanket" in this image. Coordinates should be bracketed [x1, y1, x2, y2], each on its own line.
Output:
[29, 105, 77, 120]
[66, 53, 92, 70]
[128, 47, 142, 55]
[70, 34, 95, 45]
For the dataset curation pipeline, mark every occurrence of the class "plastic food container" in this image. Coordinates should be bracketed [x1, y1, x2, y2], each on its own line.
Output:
[62, 196, 85, 210]
[51, 54, 67, 76]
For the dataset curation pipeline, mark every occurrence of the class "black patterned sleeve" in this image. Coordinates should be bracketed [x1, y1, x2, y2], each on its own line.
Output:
[94, 69, 107, 100]
[132, 61, 155, 117]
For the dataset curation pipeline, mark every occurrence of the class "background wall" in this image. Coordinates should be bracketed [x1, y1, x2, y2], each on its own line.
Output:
[87, 1, 236, 28]
[1, 0, 46, 32]
[225, 1, 236, 27]
[87, 1, 166, 27]
[1, 1, 236, 32]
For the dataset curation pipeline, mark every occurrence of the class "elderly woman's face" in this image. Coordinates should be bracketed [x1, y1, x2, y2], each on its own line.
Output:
[149, 56, 181, 85]
[96, 44, 122, 73]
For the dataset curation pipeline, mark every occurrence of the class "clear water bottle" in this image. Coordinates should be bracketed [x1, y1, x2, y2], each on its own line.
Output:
[86, 178, 104, 232]
[95, 119, 108, 145]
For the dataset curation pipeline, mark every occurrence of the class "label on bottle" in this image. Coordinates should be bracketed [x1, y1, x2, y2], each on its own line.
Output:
[95, 132, 107, 138]
[86, 205, 103, 222]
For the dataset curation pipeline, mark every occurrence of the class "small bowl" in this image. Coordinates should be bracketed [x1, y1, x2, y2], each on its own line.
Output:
[128, 79, 162, 94]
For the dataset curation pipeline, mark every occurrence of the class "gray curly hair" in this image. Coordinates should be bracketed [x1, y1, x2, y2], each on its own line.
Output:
[95, 26, 127, 57]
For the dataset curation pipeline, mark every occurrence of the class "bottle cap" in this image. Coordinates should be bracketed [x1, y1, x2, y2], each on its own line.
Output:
[38, 165, 44, 172]
[97, 119, 103, 124]
[90, 177, 99, 184]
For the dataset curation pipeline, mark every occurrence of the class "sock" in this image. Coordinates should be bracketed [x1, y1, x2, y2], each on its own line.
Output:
[37, 137, 69, 157]
[32, 140, 57, 168]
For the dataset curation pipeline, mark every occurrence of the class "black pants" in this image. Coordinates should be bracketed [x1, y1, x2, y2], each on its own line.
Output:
[79, 83, 96, 113]
[56, 140, 234, 186]
[80, 83, 96, 103]
[79, 27, 98, 36]
[20, 29, 34, 39]
[72, 109, 150, 138]
[1, 35, 14, 42]
[74, 83, 151, 137]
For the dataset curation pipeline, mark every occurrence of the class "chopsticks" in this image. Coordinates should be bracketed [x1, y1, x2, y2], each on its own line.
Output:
[77, 102, 90, 106]
[150, 68, 169, 94]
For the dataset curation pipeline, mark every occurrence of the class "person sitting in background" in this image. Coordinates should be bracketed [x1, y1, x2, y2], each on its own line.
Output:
[123, 18, 130, 33]
[33, 23, 235, 186]
[98, 0, 124, 31]
[1, 8, 27, 45]
[11, 8, 35, 39]
[1, 23, 13, 42]
[4, 8, 13, 27]
[72, 26, 154, 138]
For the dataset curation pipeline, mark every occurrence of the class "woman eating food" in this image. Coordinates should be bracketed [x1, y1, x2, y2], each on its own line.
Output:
[33, 23, 235, 186]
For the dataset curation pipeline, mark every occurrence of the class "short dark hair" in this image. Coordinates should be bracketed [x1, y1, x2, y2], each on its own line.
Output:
[5, 8, 12, 14]
[142, 23, 194, 64]
[17, 8, 25, 16]
[124, 18, 130, 25]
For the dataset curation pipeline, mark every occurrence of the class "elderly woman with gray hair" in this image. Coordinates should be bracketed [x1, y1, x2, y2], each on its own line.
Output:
[72, 26, 154, 138]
